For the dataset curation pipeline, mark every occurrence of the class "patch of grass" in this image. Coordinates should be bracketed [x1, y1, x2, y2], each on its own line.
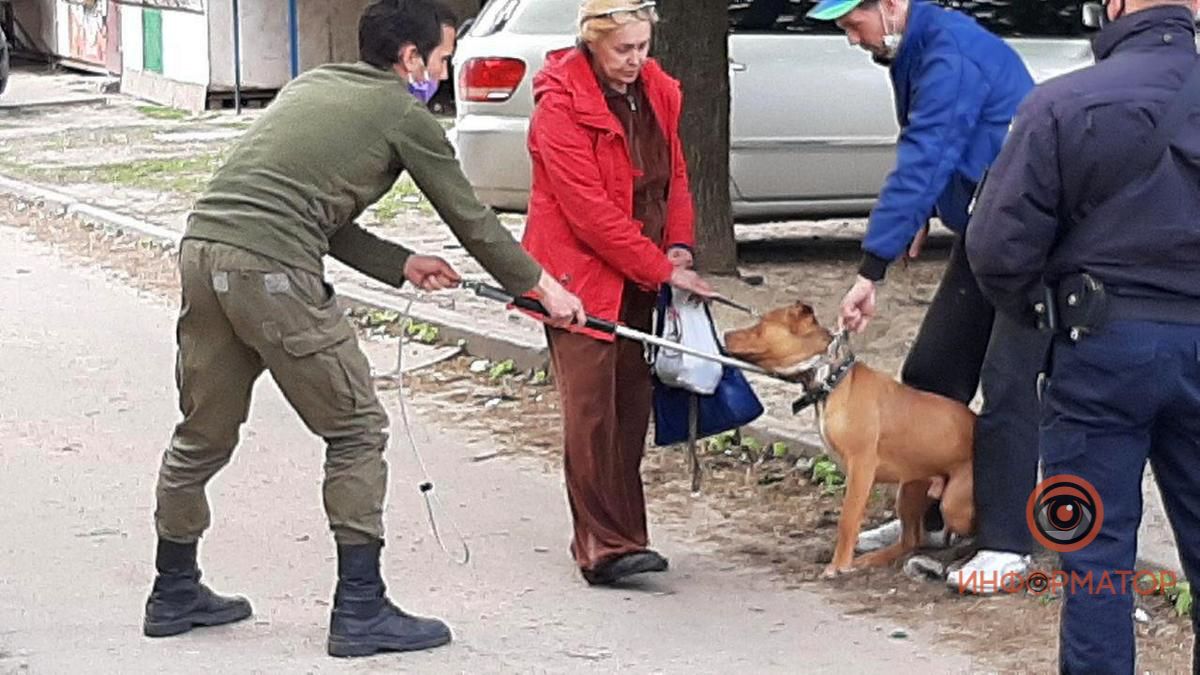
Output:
[810, 455, 846, 495]
[214, 117, 256, 129]
[489, 359, 516, 381]
[8, 154, 224, 194]
[91, 155, 223, 193]
[405, 321, 440, 345]
[137, 105, 191, 121]
[1165, 580, 1193, 618]
[361, 308, 402, 328]
[374, 176, 428, 221]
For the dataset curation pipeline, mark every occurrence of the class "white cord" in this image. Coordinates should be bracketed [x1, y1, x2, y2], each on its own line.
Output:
[381, 297, 471, 566]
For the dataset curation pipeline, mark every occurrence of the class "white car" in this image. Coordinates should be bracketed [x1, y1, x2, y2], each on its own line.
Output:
[453, 0, 1095, 220]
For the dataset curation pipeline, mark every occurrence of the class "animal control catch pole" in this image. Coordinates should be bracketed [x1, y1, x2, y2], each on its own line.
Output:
[464, 282, 770, 376]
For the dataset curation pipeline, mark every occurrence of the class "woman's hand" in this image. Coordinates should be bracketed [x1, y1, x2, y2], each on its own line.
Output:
[534, 271, 587, 328]
[667, 247, 693, 269]
[669, 267, 716, 299]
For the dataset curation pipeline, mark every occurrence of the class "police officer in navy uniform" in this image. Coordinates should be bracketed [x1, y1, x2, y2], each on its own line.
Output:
[966, 0, 1200, 670]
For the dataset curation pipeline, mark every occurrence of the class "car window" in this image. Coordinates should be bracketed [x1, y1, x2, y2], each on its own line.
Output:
[729, 0, 841, 34]
[471, 0, 578, 37]
[470, 0, 524, 37]
[937, 0, 1087, 38]
[729, 0, 1089, 37]
[509, 0, 579, 34]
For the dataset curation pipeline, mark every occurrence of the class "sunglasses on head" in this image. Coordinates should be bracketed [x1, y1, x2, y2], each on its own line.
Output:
[582, 1, 658, 23]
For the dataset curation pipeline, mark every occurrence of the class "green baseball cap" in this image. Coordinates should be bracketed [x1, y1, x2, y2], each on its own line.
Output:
[807, 0, 865, 21]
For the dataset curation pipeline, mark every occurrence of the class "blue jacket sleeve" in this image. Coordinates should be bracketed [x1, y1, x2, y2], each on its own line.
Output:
[861, 49, 987, 280]
[964, 92, 1064, 324]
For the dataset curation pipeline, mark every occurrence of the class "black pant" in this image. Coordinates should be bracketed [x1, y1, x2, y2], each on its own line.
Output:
[901, 237, 1049, 554]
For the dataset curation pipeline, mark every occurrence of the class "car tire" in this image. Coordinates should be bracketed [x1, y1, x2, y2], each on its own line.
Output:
[0, 27, 10, 96]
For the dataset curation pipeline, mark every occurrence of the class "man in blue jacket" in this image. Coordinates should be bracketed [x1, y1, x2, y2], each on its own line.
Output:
[967, 0, 1200, 670]
[808, 0, 1045, 588]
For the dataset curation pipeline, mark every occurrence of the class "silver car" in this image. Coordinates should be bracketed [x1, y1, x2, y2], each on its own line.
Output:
[453, 0, 1095, 220]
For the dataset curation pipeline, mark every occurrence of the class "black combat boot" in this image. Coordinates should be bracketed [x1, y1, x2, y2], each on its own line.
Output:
[326, 541, 452, 658]
[143, 539, 252, 638]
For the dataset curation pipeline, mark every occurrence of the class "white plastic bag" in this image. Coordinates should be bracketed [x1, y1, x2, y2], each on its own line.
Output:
[653, 289, 723, 395]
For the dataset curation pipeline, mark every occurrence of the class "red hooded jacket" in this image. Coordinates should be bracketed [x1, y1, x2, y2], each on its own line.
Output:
[521, 47, 695, 340]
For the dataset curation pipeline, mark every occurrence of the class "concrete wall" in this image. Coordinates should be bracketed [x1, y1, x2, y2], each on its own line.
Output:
[120, 3, 210, 110]
[116, 0, 488, 108]
[120, 4, 208, 84]
[120, 4, 140, 70]
[296, 0, 372, 69]
[10, 0, 57, 54]
[208, 0, 288, 89]
[209, 0, 368, 90]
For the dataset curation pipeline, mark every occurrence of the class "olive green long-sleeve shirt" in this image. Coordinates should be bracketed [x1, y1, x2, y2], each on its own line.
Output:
[185, 62, 541, 294]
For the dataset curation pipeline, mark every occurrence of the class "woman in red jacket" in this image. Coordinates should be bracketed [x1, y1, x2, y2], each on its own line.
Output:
[522, 0, 714, 586]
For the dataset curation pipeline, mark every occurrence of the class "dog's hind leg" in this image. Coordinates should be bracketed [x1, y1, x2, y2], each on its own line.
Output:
[824, 457, 879, 578]
[940, 463, 975, 536]
[852, 479, 930, 569]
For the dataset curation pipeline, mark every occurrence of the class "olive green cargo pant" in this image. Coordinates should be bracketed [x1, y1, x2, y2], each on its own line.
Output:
[156, 239, 389, 546]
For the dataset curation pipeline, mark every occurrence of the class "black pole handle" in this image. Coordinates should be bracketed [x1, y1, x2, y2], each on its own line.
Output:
[468, 282, 618, 334]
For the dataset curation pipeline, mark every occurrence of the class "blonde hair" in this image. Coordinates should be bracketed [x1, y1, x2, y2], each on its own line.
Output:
[577, 0, 659, 44]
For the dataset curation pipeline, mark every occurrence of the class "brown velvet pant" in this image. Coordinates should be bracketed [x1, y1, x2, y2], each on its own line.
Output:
[546, 288, 657, 571]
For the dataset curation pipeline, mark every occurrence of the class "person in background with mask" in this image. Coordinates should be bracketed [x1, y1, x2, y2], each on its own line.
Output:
[808, 0, 1046, 590]
[142, 0, 585, 659]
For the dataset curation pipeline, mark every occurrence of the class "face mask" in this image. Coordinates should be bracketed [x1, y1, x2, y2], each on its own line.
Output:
[406, 56, 439, 104]
[408, 74, 440, 104]
[879, 4, 902, 60]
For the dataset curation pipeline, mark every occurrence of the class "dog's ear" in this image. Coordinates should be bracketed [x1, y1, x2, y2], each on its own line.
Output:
[783, 303, 819, 333]
[787, 303, 814, 318]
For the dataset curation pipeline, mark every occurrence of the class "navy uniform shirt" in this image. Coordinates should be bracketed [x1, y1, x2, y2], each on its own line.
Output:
[965, 6, 1200, 324]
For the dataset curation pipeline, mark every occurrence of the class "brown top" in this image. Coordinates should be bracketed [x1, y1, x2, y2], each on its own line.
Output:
[602, 78, 672, 247]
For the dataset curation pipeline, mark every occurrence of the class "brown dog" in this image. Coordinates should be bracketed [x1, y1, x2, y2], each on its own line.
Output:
[725, 303, 975, 577]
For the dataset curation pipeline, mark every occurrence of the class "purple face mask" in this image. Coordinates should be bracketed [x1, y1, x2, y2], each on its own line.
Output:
[408, 77, 440, 104]
[407, 58, 439, 104]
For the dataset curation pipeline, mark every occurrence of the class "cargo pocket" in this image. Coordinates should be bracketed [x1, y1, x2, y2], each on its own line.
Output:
[279, 318, 363, 423]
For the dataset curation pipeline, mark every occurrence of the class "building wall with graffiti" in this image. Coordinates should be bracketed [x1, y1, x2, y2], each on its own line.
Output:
[52, 0, 121, 71]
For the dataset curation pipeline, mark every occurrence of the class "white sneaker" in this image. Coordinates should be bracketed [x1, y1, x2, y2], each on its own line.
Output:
[855, 519, 956, 553]
[945, 550, 1032, 595]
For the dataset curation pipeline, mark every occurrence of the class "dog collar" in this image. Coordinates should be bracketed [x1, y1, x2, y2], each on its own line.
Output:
[784, 330, 855, 414]
[791, 353, 857, 415]
[772, 330, 851, 382]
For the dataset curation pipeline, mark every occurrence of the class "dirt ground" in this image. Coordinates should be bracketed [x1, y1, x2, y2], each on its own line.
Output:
[1, 199, 973, 674]
[3, 196, 1193, 673]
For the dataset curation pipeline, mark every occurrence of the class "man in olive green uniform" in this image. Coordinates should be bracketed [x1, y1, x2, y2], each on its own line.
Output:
[142, 0, 584, 658]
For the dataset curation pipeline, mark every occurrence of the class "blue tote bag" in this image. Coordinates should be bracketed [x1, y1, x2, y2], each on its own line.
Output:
[651, 287, 764, 447]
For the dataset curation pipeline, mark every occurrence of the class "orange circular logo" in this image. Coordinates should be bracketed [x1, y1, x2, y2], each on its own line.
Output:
[1027, 474, 1104, 553]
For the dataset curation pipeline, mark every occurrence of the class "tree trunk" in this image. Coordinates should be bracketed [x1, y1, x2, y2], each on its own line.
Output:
[653, 0, 738, 274]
